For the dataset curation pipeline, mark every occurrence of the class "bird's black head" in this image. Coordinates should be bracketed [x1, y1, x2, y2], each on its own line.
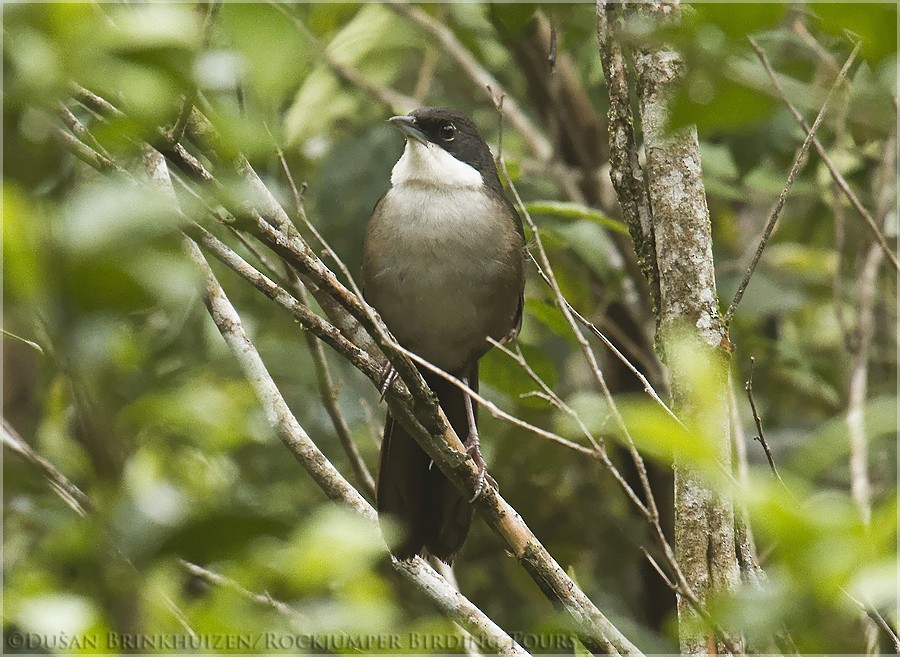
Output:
[388, 107, 502, 190]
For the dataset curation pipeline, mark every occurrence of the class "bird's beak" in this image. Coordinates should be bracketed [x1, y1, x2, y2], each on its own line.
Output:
[388, 115, 428, 145]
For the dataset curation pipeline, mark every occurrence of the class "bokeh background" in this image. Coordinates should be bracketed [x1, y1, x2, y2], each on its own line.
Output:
[4, 3, 897, 654]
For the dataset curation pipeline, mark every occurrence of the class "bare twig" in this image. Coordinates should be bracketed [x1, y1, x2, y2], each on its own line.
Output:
[3, 419, 92, 516]
[843, 587, 900, 653]
[394, 342, 603, 459]
[744, 358, 786, 490]
[530, 258, 680, 427]
[184, 237, 528, 654]
[833, 182, 853, 345]
[747, 38, 897, 274]
[269, 2, 416, 112]
[167, 2, 221, 144]
[190, 223, 381, 381]
[53, 124, 124, 174]
[487, 338, 651, 516]
[493, 95, 659, 525]
[413, 47, 439, 104]
[846, 133, 895, 528]
[58, 102, 112, 159]
[65, 89, 646, 656]
[178, 560, 308, 623]
[3, 419, 197, 636]
[728, 376, 763, 582]
[725, 40, 862, 326]
[386, 0, 552, 162]
[640, 546, 677, 592]
[791, 18, 839, 75]
[298, 283, 377, 499]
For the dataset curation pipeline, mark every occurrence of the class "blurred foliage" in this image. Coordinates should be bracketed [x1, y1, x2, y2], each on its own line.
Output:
[3, 2, 897, 655]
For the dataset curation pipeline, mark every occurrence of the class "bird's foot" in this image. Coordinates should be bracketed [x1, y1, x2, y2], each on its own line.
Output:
[379, 363, 398, 401]
[464, 431, 496, 502]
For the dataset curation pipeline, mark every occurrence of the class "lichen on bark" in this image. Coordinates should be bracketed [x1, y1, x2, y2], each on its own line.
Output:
[634, 15, 740, 657]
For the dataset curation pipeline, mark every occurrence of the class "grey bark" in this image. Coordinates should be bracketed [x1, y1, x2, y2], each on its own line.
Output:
[634, 36, 740, 657]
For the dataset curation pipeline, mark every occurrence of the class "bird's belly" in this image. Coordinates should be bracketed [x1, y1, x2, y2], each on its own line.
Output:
[363, 186, 522, 372]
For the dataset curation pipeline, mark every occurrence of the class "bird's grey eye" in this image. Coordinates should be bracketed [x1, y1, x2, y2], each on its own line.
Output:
[439, 123, 456, 141]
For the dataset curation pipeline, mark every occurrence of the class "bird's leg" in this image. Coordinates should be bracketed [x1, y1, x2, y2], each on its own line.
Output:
[461, 375, 496, 501]
[379, 362, 398, 401]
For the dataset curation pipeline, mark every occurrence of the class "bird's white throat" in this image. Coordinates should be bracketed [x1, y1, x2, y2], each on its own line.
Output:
[390, 139, 483, 188]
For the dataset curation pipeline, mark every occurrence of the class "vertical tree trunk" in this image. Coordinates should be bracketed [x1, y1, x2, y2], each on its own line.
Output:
[597, 2, 741, 653]
[634, 32, 740, 657]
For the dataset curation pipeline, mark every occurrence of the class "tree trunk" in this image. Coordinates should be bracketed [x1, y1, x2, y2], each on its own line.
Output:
[634, 30, 740, 657]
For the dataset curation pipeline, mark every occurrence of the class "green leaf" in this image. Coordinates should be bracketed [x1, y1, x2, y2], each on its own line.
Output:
[284, 4, 422, 145]
[789, 395, 898, 477]
[526, 200, 627, 235]
[218, 4, 315, 104]
[3, 184, 45, 301]
[57, 183, 182, 257]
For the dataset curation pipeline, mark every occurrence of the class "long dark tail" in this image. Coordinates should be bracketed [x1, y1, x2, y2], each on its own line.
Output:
[377, 365, 476, 563]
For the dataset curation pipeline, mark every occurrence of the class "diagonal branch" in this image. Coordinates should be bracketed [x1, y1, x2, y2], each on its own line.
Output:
[269, 1, 416, 113]
[59, 92, 646, 656]
[725, 40, 862, 327]
[3, 419, 197, 636]
[183, 236, 528, 655]
[748, 38, 898, 274]
[385, 0, 552, 162]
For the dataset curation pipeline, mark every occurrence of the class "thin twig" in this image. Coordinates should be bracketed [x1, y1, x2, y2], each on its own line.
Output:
[298, 283, 377, 499]
[413, 47, 439, 104]
[747, 38, 897, 274]
[486, 338, 651, 517]
[530, 256, 681, 428]
[66, 89, 644, 656]
[725, 40, 862, 326]
[178, 560, 308, 623]
[3, 419, 92, 516]
[393, 343, 603, 460]
[728, 375, 764, 582]
[168, 1, 221, 144]
[269, 2, 415, 112]
[3, 419, 198, 636]
[843, 587, 900, 653]
[640, 546, 677, 592]
[745, 358, 786, 490]
[58, 102, 112, 159]
[386, 0, 552, 162]
[53, 125, 124, 174]
[493, 96, 660, 525]
[846, 133, 894, 528]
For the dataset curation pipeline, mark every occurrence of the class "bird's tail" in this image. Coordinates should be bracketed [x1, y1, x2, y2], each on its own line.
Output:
[377, 365, 476, 563]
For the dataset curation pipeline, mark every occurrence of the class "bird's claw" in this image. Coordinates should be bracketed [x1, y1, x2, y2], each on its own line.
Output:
[465, 437, 495, 502]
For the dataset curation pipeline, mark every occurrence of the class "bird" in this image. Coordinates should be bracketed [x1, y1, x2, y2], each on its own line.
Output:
[361, 107, 525, 562]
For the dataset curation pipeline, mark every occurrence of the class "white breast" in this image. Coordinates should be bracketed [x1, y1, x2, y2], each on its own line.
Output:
[363, 180, 521, 373]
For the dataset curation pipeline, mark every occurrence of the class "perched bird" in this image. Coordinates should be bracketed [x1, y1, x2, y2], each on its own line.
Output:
[362, 107, 525, 562]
